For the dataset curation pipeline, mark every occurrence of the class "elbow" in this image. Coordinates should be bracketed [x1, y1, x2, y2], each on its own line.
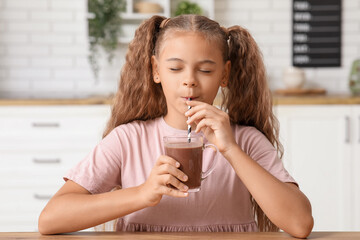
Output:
[290, 215, 314, 239]
[38, 211, 49, 235]
[38, 210, 56, 235]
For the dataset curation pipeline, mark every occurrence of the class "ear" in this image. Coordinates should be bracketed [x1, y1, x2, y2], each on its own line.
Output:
[151, 55, 161, 83]
[220, 60, 231, 87]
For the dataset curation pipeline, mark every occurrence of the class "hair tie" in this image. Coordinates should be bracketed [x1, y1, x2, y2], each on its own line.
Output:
[160, 18, 171, 29]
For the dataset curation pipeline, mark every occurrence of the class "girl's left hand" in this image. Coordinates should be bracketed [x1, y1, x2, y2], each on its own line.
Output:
[185, 100, 237, 154]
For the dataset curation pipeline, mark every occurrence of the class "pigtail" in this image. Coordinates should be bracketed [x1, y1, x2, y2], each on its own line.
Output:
[103, 15, 167, 137]
[225, 25, 283, 159]
[225, 26, 268, 131]
[223, 26, 282, 232]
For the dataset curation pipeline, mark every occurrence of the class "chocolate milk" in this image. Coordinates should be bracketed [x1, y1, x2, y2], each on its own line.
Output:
[165, 142, 203, 190]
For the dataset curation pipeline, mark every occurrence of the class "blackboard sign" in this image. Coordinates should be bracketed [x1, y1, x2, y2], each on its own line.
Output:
[292, 0, 342, 67]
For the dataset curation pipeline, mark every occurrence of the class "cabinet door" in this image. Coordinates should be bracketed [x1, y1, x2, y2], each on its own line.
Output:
[0, 187, 56, 232]
[0, 105, 111, 232]
[276, 105, 352, 231]
[353, 106, 360, 230]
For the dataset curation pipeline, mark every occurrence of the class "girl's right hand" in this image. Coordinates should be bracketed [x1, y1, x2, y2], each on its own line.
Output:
[139, 155, 189, 207]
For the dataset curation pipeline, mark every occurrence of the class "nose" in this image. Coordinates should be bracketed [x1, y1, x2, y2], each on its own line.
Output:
[182, 71, 197, 87]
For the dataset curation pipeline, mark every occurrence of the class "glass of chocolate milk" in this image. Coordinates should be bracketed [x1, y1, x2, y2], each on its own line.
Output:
[164, 135, 218, 192]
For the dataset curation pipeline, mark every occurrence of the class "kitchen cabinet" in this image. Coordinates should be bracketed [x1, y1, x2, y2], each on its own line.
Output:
[275, 105, 360, 231]
[0, 105, 111, 231]
[119, 0, 215, 43]
[353, 106, 360, 229]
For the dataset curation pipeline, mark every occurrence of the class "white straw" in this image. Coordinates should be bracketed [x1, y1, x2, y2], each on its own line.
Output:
[187, 98, 191, 143]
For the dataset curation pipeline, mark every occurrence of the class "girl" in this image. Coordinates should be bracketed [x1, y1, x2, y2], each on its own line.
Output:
[38, 15, 313, 238]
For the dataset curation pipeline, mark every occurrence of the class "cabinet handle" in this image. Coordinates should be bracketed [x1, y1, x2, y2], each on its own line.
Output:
[32, 122, 60, 128]
[34, 194, 52, 200]
[33, 158, 61, 164]
[345, 116, 350, 143]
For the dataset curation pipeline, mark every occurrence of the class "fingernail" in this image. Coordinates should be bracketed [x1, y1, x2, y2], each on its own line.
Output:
[183, 192, 188, 196]
[186, 120, 190, 124]
[176, 162, 180, 167]
[183, 175, 188, 181]
[183, 185, 188, 191]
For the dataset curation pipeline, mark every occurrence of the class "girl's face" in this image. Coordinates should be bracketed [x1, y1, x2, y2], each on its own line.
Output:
[152, 31, 230, 129]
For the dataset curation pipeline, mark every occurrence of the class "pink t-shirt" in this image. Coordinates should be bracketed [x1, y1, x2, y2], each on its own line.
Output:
[64, 117, 296, 232]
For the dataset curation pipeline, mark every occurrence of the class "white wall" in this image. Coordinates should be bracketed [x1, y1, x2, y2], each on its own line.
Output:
[216, 0, 360, 93]
[0, 0, 359, 98]
[0, 0, 126, 98]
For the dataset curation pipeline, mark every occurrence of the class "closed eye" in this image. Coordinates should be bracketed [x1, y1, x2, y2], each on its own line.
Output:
[170, 68, 181, 71]
[199, 69, 212, 73]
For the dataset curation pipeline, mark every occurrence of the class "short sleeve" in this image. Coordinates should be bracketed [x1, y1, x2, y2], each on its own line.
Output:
[237, 126, 297, 185]
[64, 128, 123, 194]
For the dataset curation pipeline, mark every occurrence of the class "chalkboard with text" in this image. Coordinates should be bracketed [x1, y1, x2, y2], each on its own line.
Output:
[292, 0, 342, 67]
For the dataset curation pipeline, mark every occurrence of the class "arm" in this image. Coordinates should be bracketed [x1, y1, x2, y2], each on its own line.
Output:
[222, 145, 313, 238]
[186, 100, 313, 238]
[38, 156, 188, 235]
[38, 180, 146, 234]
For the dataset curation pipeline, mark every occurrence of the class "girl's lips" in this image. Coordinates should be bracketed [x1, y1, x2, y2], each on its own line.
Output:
[182, 97, 198, 101]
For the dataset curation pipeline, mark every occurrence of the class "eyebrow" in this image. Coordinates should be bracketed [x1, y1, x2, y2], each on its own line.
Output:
[166, 58, 216, 65]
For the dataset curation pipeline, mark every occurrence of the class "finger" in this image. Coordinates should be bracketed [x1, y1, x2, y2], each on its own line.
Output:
[185, 101, 207, 114]
[190, 107, 229, 125]
[186, 100, 223, 111]
[155, 155, 180, 168]
[185, 103, 222, 119]
[185, 99, 204, 107]
[160, 185, 189, 198]
[186, 108, 216, 125]
[157, 164, 188, 182]
[188, 109, 224, 128]
[161, 174, 189, 192]
[195, 118, 217, 133]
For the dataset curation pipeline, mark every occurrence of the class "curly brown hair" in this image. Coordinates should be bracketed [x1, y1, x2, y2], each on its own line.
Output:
[103, 14, 282, 232]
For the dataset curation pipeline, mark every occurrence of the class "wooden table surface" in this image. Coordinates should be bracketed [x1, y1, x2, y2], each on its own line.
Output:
[0, 232, 359, 240]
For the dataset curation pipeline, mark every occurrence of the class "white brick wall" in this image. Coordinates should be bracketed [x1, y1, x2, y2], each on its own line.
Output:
[0, 0, 359, 98]
[216, 0, 360, 93]
[0, 0, 117, 98]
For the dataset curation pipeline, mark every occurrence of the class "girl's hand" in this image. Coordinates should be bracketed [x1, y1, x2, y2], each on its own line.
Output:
[139, 155, 189, 207]
[185, 100, 237, 154]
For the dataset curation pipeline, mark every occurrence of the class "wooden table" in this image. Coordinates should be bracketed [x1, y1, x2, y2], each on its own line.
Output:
[0, 232, 359, 239]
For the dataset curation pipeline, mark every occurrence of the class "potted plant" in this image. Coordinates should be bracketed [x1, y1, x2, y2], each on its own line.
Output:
[88, 0, 126, 78]
[174, 0, 203, 16]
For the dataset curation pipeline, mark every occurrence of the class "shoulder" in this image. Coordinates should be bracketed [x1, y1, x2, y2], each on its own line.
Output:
[232, 124, 275, 156]
[114, 118, 160, 133]
[101, 118, 161, 154]
[233, 124, 268, 143]
[110, 118, 161, 139]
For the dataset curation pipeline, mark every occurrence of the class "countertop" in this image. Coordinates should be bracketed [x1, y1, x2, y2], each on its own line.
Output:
[1, 94, 360, 106]
[0, 232, 359, 239]
[272, 94, 360, 105]
[0, 96, 113, 106]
